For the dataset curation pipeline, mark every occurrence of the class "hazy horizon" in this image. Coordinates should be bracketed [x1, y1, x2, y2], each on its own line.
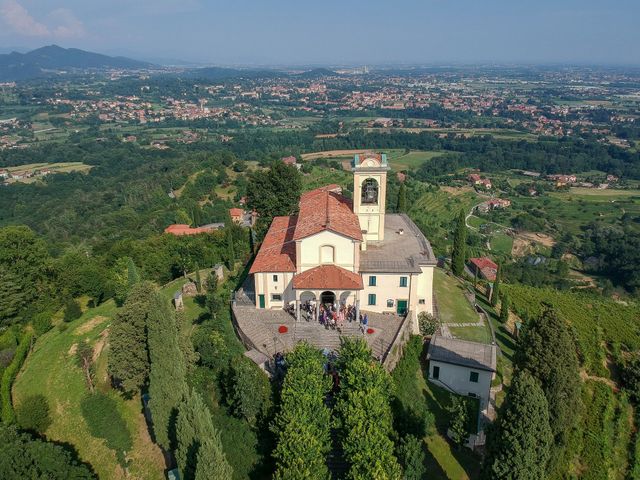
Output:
[1, 0, 639, 66]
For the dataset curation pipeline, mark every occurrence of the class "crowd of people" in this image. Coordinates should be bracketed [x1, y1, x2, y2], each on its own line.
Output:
[293, 300, 369, 333]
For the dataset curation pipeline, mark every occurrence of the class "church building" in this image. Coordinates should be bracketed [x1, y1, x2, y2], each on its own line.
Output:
[249, 152, 436, 333]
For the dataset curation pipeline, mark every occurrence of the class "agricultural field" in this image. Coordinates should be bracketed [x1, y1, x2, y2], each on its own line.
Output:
[408, 187, 479, 252]
[301, 164, 353, 192]
[503, 188, 640, 235]
[576, 381, 634, 479]
[3, 162, 92, 184]
[300, 148, 447, 171]
[489, 232, 514, 255]
[504, 284, 640, 376]
[389, 150, 451, 170]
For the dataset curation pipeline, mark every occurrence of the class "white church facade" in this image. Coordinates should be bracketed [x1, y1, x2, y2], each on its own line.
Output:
[249, 152, 436, 333]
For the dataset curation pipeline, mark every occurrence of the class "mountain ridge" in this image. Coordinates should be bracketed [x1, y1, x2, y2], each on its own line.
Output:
[0, 45, 154, 81]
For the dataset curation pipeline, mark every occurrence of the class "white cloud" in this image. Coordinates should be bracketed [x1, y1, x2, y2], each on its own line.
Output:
[0, 0, 49, 36]
[49, 8, 86, 38]
[0, 0, 86, 38]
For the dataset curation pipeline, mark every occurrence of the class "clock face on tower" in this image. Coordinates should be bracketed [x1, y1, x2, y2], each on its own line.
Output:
[363, 159, 378, 167]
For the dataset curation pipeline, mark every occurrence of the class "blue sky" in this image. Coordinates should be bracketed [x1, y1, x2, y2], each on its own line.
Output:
[0, 0, 638, 65]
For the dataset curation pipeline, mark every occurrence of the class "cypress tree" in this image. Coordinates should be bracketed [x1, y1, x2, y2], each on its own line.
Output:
[108, 282, 155, 395]
[491, 264, 501, 306]
[397, 183, 407, 213]
[225, 228, 235, 270]
[451, 209, 467, 276]
[499, 292, 510, 323]
[126, 257, 140, 287]
[515, 307, 581, 475]
[336, 339, 402, 480]
[194, 264, 202, 294]
[272, 343, 332, 480]
[482, 371, 553, 479]
[176, 389, 232, 480]
[205, 272, 219, 316]
[195, 436, 233, 480]
[147, 291, 187, 451]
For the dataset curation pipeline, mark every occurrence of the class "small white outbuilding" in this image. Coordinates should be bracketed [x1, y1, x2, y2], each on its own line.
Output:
[426, 335, 497, 411]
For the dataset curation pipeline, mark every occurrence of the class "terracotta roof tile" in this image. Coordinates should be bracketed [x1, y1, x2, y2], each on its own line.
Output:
[293, 185, 362, 241]
[292, 265, 363, 290]
[249, 216, 297, 273]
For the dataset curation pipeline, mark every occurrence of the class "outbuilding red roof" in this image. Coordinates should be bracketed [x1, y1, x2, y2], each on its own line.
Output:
[292, 265, 363, 290]
[249, 216, 297, 273]
[292, 185, 362, 241]
[229, 208, 244, 217]
[469, 257, 498, 271]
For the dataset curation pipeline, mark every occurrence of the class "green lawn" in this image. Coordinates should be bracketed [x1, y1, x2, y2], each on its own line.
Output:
[389, 150, 450, 170]
[489, 233, 513, 255]
[448, 325, 492, 344]
[434, 269, 480, 324]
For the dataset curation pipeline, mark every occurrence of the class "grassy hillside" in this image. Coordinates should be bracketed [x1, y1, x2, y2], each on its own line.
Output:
[12, 276, 206, 479]
[504, 284, 640, 376]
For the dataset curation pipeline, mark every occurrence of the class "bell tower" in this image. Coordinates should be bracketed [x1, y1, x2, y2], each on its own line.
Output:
[352, 152, 389, 242]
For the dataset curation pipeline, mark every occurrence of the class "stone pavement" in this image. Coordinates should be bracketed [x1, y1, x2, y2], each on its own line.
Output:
[232, 304, 404, 362]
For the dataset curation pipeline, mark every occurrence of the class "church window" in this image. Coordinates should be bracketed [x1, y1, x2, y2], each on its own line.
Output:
[361, 178, 379, 204]
[320, 245, 335, 263]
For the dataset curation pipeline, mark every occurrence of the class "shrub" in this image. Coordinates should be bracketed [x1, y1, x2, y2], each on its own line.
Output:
[1, 333, 32, 423]
[57, 323, 69, 332]
[392, 336, 434, 438]
[63, 299, 82, 323]
[397, 435, 426, 480]
[447, 396, 471, 447]
[32, 312, 53, 336]
[16, 394, 51, 433]
[80, 393, 132, 466]
[227, 356, 271, 426]
[418, 312, 438, 337]
[0, 348, 15, 369]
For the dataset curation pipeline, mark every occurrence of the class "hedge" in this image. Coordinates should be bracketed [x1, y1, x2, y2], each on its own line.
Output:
[1, 332, 33, 423]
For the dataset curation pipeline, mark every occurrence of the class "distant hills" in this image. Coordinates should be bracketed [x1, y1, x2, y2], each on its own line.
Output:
[0, 45, 154, 81]
[0, 45, 347, 82]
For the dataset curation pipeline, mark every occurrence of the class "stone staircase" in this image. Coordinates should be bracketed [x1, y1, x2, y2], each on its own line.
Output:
[291, 321, 362, 352]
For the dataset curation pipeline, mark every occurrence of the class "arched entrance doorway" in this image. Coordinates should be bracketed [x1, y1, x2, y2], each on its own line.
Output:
[320, 291, 336, 307]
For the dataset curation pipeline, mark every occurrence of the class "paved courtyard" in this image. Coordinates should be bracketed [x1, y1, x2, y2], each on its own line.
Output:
[232, 303, 406, 362]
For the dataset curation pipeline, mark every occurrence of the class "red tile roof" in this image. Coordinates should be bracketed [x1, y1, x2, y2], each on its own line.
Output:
[292, 265, 363, 290]
[164, 224, 217, 236]
[469, 257, 498, 271]
[282, 156, 297, 165]
[249, 216, 297, 273]
[229, 208, 244, 217]
[293, 185, 362, 241]
[469, 257, 498, 281]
